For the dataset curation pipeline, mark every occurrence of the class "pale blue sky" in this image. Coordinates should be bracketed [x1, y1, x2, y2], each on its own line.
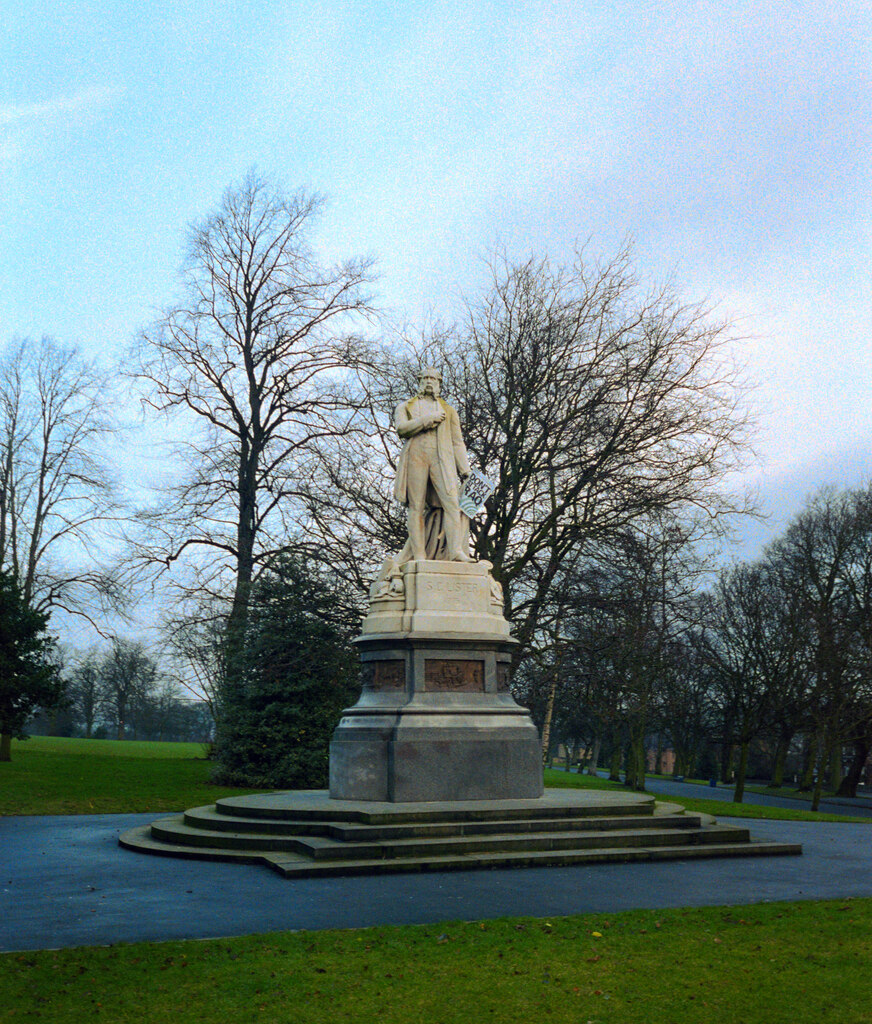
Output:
[2, 0, 871, 560]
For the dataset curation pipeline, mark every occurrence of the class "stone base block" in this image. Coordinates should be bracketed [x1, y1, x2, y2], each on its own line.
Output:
[362, 559, 510, 637]
[330, 721, 544, 802]
[329, 631, 543, 802]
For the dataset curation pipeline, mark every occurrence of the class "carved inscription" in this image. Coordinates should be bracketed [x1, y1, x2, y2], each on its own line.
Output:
[496, 663, 511, 692]
[361, 660, 406, 691]
[422, 578, 479, 595]
[425, 659, 485, 692]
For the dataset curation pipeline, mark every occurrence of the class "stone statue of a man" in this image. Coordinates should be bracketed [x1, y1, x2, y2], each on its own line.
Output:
[393, 367, 471, 562]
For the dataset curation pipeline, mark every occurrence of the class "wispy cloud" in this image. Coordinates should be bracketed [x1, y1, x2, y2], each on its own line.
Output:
[0, 84, 123, 128]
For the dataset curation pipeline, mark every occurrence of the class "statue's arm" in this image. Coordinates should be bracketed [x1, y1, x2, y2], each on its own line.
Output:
[395, 401, 444, 439]
[450, 408, 472, 478]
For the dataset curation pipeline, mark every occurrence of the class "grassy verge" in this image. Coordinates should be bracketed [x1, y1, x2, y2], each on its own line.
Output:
[1, 736, 251, 815]
[741, 783, 855, 803]
[543, 768, 871, 823]
[2, 900, 870, 1023]
[5, 739, 870, 821]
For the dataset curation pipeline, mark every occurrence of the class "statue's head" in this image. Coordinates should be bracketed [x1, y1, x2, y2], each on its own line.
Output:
[418, 366, 441, 398]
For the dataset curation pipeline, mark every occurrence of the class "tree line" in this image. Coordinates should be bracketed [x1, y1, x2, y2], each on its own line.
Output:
[522, 485, 872, 810]
[55, 639, 213, 744]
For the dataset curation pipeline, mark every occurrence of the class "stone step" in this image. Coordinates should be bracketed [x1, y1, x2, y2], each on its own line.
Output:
[183, 804, 701, 840]
[293, 825, 751, 861]
[267, 840, 804, 878]
[214, 790, 657, 824]
[119, 822, 802, 877]
[149, 815, 749, 858]
[119, 788, 803, 878]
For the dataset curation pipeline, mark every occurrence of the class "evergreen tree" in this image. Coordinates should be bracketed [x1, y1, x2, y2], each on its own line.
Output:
[0, 570, 62, 761]
[212, 557, 360, 788]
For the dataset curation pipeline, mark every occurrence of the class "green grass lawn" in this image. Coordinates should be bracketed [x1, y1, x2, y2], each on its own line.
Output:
[4, 737, 870, 821]
[742, 782, 843, 802]
[0, 736, 251, 815]
[2, 899, 870, 1023]
[543, 768, 872, 823]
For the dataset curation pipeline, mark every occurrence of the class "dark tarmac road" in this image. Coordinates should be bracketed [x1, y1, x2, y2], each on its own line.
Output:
[2, 810, 871, 953]
[625, 773, 872, 817]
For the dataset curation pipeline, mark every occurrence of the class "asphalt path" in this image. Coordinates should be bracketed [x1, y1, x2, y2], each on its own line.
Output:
[599, 773, 872, 817]
[2, 810, 872, 953]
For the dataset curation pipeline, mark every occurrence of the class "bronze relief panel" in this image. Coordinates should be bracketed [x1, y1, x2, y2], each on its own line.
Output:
[362, 660, 406, 691]
[496, 663, 511, 692]
[424, 659, 485, 692]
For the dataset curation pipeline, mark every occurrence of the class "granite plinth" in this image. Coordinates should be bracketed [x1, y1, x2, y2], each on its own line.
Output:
[331, 559, 540, 802]
[329, 633, 542, 802]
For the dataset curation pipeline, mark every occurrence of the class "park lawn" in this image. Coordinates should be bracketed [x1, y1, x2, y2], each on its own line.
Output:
[543, 768, 872, 823]
[1, 736, 251, 815]
[4, 740, 869, 821]
[628, 773, 872, 810]
[2, 899, 870, 1024]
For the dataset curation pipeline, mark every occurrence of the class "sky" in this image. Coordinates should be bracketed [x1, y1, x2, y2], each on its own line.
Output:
[2, 0, 871, 585]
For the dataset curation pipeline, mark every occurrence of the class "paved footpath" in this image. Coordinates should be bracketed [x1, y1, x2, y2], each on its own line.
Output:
[634, 774, 872, 817]
[2, 811, 872, 952]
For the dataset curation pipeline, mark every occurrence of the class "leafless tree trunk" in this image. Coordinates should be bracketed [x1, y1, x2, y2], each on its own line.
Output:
[0, 337, 123, 626]
[159, 601, 229, 739]
[67, 654, 103, 738]
[98, 638, 157, 741]
[768, 486, 872, 811]
[700, 558, 809, 803]
[132, 172, 375, 667]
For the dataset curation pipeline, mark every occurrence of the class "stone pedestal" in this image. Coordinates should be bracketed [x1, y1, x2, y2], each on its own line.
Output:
[329, 560, 543, 803]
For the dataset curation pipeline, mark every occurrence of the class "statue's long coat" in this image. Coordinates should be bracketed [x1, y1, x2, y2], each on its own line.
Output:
[393, 396, 471, 507]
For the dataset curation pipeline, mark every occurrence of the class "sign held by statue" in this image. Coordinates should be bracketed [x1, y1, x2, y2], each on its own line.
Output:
[460, 467, 497, 518]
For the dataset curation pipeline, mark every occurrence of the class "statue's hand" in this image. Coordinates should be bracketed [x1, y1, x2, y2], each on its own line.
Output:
[428, 410, 446, 428]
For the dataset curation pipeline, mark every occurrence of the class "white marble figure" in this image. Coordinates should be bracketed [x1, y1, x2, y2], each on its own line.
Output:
[392, 366, 472, 563]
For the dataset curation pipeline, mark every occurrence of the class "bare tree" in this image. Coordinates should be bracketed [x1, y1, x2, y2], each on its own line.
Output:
[98, 638, 158, 741]
[563, 521, 704, 791]
[133, 172, 375, 657]
[160, 599, 228, 737]
[767, 486, 872, 810]
[700, 560, 807, 803]
[66, 653, 103, 738]
[657, 634, 714, 779]
[304, 246, 755, 663]
[836, 502, 872, 796]
[0, 337, 122, 625]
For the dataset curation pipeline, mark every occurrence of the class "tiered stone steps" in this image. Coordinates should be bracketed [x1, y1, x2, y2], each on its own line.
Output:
[119, 789, 801, 877]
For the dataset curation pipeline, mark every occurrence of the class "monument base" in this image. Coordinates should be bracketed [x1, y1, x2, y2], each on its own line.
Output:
[329, 559, 542, 802]
[119, 789, 803, 877]
[329, 632, 542, 802]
